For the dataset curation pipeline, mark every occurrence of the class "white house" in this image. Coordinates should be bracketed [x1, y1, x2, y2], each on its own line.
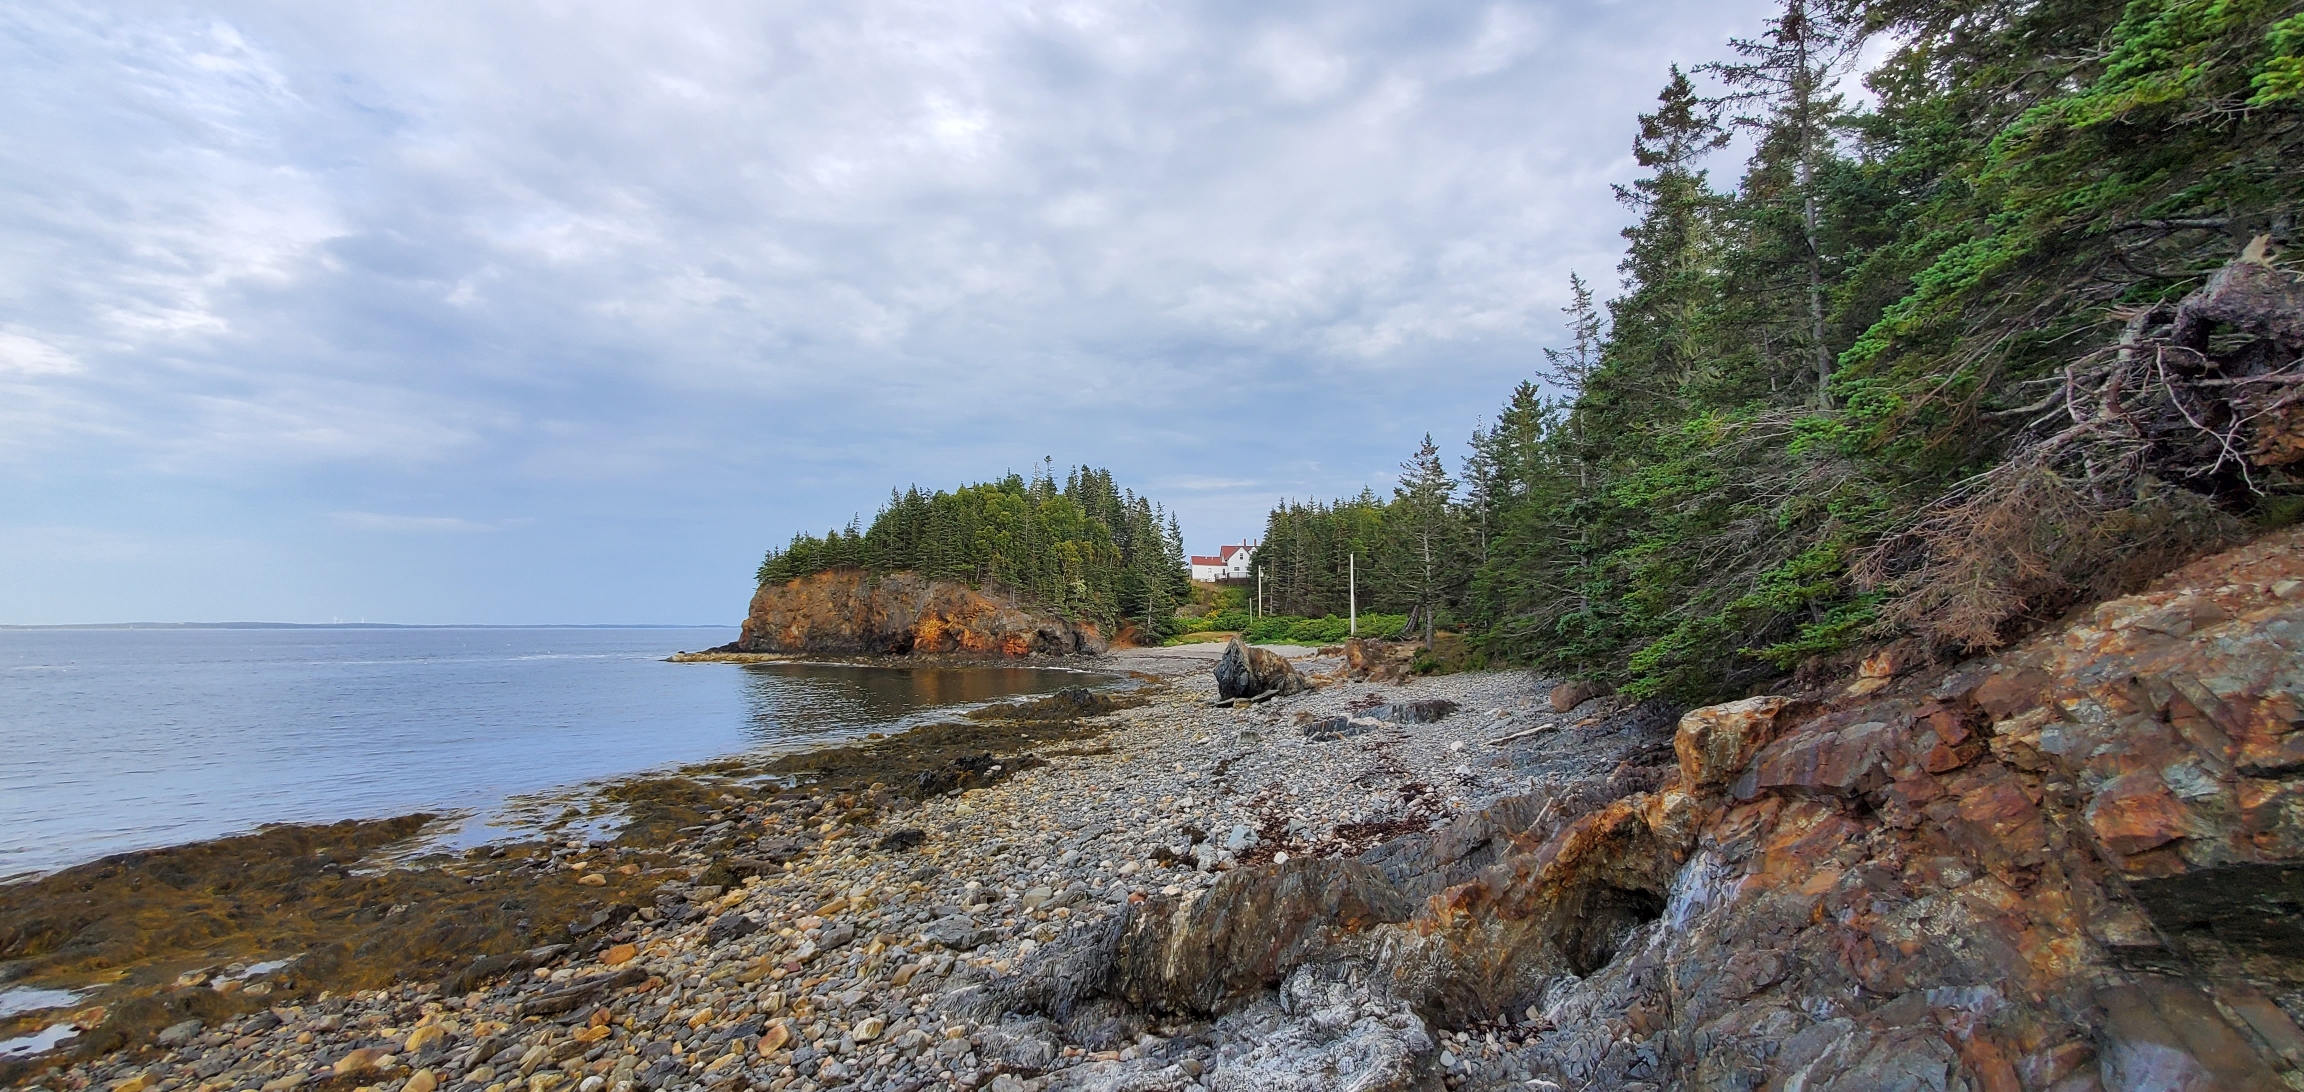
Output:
[1190, 540, 1257, 582]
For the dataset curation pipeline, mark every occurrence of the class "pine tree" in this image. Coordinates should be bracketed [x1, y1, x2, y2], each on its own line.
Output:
[1382, 436, 1461, 648]
[1534, 272, 1603, 487]
[754, 466, 1188, 632]
[1702, 0, 1858, 408]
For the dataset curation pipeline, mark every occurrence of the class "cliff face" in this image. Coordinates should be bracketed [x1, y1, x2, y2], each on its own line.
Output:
[737, 570, 1105, 657]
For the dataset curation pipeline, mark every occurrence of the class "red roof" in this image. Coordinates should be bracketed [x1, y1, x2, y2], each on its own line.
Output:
[1219, 544, 1245, 561]
[1190, 555, 1225, 566]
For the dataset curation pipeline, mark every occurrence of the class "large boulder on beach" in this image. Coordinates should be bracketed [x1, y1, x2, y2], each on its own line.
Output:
[1215, 637, 1309, 700]
[1216, 637, 1294, 698]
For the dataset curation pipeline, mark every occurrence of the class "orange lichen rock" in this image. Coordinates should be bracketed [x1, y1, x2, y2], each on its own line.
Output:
[736, 570, 1103, 657]
[1092, 527, 2304, 1088]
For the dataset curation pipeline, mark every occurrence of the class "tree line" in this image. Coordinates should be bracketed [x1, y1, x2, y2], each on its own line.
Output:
[1263, 0, 2304, 700]
[757, 463, 1192, 635]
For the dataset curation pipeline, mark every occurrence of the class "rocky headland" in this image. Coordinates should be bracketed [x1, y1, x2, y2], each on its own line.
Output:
[6, 529, 2304, 1092]
[725, 573, 1105, 659]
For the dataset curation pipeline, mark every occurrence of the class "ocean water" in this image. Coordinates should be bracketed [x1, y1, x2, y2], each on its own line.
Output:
[0, 627, 1107, 880]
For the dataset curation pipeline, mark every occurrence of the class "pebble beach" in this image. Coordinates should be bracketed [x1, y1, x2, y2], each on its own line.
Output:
[9, 644, 1681, 1092]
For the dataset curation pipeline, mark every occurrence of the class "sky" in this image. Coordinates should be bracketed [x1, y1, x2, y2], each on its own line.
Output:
[1, 0, 1778, 625]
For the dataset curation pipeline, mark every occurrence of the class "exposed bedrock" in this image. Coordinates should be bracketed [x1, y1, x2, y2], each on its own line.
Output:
[735, 569, 1105, 656]
[992, 527, 2304, 1090]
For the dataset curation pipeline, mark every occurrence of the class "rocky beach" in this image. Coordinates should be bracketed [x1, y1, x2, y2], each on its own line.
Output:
[7, 526, 2304, 1092]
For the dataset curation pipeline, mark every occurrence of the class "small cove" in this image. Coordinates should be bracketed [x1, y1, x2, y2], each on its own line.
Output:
[0, 628, 1111, 879]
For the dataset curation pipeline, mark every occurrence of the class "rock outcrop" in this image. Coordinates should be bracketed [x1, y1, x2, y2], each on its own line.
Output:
[1215, 638, 1309, 700]
[1343, 639, 1418, 682]
[736, 569, 1104, 657]
[1005, 526, 2304, 1090]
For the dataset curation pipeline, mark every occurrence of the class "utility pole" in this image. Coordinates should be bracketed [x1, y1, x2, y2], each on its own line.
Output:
[1349, 552, 1357, 637]
[1255, 566, 1263, 620]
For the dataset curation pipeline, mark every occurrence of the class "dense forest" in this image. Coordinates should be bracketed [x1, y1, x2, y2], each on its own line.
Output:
[1263, 0, 2304, 700]
[756, 463, 1192, 634]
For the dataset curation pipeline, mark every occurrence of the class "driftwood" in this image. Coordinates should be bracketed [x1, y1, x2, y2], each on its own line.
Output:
[1486, 723, 1556, 746]
[1486, 712, 1603, 746]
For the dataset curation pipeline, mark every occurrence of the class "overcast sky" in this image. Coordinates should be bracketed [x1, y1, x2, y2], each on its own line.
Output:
[2, 0, 1775, 625]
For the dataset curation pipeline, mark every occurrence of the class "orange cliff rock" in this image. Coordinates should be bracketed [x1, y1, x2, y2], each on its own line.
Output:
[735, 569, 1105, 657]
[1086, 525, 2304, 1090]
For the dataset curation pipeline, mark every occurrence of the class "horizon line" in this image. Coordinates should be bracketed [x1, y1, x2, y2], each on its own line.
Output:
[0, 621, 733, 631]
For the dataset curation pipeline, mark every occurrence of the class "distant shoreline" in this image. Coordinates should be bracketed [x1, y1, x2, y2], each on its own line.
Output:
[0, 622, 730, 631]
[665, 649, 1120, 666]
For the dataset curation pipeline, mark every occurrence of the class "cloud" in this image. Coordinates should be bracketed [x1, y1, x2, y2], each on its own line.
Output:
[0, 0, 1780, 622]
[0, 330, 80, 375]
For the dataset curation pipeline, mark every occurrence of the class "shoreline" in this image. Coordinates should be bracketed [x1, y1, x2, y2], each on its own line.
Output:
[662, 645, 1322, 667]
[0, 647, 1153, 887]
[2, 643, 1591, 1091]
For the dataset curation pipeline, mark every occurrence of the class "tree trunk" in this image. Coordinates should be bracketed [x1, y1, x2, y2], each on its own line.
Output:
[1420, 530, 1436, 649]
[1793, 5, 1832, 410]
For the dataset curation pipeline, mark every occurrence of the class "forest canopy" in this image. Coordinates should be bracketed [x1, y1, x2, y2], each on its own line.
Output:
[756, 464, 1191, 634]
[1265, 0, 2304, 700]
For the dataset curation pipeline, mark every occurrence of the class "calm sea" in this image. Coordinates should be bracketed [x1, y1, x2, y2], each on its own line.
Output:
[0, 627, 1106, 880]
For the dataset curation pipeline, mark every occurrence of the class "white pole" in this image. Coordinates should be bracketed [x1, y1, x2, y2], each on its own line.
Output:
[1349, 552, 1356, 637]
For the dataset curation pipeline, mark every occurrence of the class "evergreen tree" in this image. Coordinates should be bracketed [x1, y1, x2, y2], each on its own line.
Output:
[1251, 0, 2303, 699]
[1379, 436, 1462, 648]
[1703, 0, 1860, 407]
[755, 466, 1189, 634]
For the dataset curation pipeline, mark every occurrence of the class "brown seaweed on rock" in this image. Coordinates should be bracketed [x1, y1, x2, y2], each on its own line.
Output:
[964, 685, 1147, 722]
[0, 815, 663, 1074]
[0, 677, 1140, 1082]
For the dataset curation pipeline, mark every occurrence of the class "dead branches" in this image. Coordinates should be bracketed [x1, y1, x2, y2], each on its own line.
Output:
[1857, 238, 2301, 652]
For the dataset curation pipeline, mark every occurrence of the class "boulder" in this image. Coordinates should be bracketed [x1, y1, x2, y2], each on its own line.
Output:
[1373, 699, 1458, 725]
[705, 912, 760, 945]
[155, 1020, 201, 1048]
[1342, 639, 1417, 682]
[1548, 679, 1610, 713]
[1108, 859, 1414, 1015]
[874, 828, 926, 852]
[1202, 966, 1441, 1092]
[1302, 715, 1382, 742]
[1215, 638, 1310, 701]
[919, 915, 992, 951]
[974, 1017, 1061, 1071]
[1673, 695, 1806, 789]
[967, 686, 1143, 721]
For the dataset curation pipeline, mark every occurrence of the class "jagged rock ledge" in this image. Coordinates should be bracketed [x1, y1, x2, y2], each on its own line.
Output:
[730, 571, 1107, 659]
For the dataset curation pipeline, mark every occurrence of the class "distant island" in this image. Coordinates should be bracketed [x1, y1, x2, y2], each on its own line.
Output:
[729, 464, 1190, 656]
